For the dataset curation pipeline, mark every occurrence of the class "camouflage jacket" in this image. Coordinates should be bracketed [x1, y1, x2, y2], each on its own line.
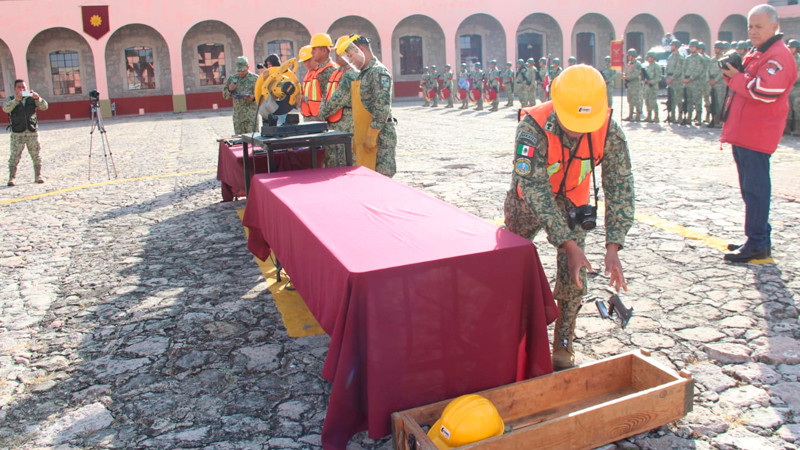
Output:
[510, 109, 635, 248]
[222, 71, 259, 106]
[318, 66, 358, 121]
[316, 59, 337, 100]
[487, 67, 501, 88]
[625, 60, 643, 82]
[644, 62, 661, 87]
[666, 51, 684, 79]
[470, 69, 485, 90]
[502, 68, 515, 84]
[358, 57, 393, 131]
[683, 53, 705, 82]
[443, 71, 455, 90]
[601, 66, 616, 86]
[515, 66, 528, 85]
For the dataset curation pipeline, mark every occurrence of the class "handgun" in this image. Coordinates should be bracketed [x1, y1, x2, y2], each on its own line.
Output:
[607, 294, 633, 329]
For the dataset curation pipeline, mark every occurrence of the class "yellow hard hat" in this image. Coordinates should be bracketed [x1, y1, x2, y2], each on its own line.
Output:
[334, 35, 351, 52]
[426, 394, 504, 449]
[336, 34, 360, 56]
[550, 64, 608, 133]
[310, 33, 333, 48]
[298, 45, 312, 62]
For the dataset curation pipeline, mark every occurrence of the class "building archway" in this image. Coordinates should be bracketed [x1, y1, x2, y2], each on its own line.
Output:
[392, 15, 445, 97]
[456, 13, 506, 69]
[625, 13, 665, 55]
[719, 14, 747, 43]
[255, 18, 310, 77]
[181, 20, 242, 110]
[572, 13, 614, 67]
[517, 13, 562, 63]
[328, 16, 382, 61]
[105, 24, 173, 114]
[674, 14, 711, 48]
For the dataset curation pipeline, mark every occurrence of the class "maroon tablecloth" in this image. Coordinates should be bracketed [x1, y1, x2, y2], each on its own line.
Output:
[241, 166, 558, 449]
[215, 141, 325, 201]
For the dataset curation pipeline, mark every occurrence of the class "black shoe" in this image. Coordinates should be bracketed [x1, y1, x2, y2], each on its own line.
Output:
[723, 246, 771, 263]
[727, 243, 743, 251]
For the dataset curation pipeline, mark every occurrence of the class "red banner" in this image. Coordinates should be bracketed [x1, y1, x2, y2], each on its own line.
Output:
[82, 6, 110, 40]
[610, 40, 624, 70]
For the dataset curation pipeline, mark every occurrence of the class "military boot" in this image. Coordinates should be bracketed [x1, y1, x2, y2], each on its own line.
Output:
[34, 164, 45, 184]
[552, 315, 578, 371]
[7, 166, 17, 187]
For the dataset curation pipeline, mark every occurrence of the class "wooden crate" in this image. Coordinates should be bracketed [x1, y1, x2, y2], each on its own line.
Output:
[392, 349, 693, 450]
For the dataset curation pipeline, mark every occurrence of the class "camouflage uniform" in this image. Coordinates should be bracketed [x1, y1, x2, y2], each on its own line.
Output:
[487, 62, 501, 111]
[222, 60, 259, 135]
[319, 66, 358, 168]
[358, 57, 396, 177]
[601, 58, 616, 108]
[643, 56, 662, 122]
[525, 60, 539, 107]
[537, 59, 548, 102]
[623, 54, 644, 121]
[502, 63, 515, 106]
[708, 44, 727, 128]
[458, 66, 470, 109]
[442, 67, 455, 108]
[420, 68, 431, 106]
[470, 64, 485, 111]
[698, 45, 712, 122]
[429, 66, 440, 107]
[3, 94, 49, 184]
[665, 44, 685, 122]
[514, 61, 529, 107]
[504, 108, 635, 370]
[683, 47, 705, 124]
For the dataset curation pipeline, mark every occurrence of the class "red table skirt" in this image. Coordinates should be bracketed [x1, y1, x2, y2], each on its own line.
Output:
[216, 141, 325, 201]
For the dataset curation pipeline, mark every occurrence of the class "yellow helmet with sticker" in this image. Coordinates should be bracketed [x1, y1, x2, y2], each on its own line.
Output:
[427, 394, 504, 449]
[550, 64, 608, 133]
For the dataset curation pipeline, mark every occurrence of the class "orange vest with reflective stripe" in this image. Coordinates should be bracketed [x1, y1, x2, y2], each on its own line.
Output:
[324, 67, 346, 123]
[301, 61, 334, 117]
[519, 102, 611, 206]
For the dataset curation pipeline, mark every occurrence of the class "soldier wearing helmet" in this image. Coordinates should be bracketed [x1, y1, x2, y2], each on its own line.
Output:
[504, 65, 635, 371]
[430, 65, 441, 107]
[469, 61, 485, 111]
[681, 39, 705, 125]
[486, 60, 501, 111]
[665, 39, 686, 123]
[420, 66, 431, 107]
[458, 63, 470, 109]
[643, 51, 662, 122]
[514, 59, 529, 107]
[442, 64, 455, 108]
[502, 61, 515, 107]
[707, 41, 727, 128]
[622, 48, 644, 121]
[601, 55, 616, 108]
[300, 34, 337, 121]
[567, 56, 577, 67]
[222, 56, 260, 134]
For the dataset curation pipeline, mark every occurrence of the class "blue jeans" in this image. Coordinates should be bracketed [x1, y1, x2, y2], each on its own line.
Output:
[732, 145, 771, 250]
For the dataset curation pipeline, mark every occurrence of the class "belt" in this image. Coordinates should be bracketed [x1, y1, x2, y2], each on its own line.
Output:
[667, 73, 674, 76]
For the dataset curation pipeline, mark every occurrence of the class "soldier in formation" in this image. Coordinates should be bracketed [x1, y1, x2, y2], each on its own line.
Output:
[502, 61, 515, 107]
[487, 60, 501, 111]
[707, 41, 727, 128]
[682, 39, 706, 125]
[601, 55, 616, 108]
[442, 64, 455, 108]
[643, 51, 662, 122]
[458, 63, 470, 110]
[470, 61, 485, 111]
[515, 59, 529, 107]
[665, 39, 685, 123]
[622, 49, 643, 122]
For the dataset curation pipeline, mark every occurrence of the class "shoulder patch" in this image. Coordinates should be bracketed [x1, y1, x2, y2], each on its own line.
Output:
[380, 74, 391, 90]
[518, 132, 538, 145]
[766, 59, 783, 75]
[514, 157, 532, 176]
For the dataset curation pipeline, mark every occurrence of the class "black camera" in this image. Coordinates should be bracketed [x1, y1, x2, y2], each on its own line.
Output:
[717, 49, 743, 72]
[89, 89, 100, 102]
[256, 63, 264, 70]
[567, 205, 598, 231]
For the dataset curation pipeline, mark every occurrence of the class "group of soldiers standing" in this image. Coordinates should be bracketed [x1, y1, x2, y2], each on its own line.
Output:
[419, 57, 568, 111]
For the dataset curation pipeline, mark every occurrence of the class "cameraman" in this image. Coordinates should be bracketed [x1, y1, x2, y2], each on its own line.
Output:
[3, 79, 48, 186]
[504, 65, 635, 371]
[720, 4, 797, 263]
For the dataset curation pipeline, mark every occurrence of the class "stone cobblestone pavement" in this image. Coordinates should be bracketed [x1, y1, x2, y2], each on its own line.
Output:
[0, 96, 799, 449]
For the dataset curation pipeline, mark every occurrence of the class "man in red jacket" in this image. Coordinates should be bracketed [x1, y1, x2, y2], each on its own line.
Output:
[720, 4, 797, 263]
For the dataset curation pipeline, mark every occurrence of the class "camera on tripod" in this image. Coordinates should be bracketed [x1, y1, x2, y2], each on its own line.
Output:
[89, 89, 100, 103]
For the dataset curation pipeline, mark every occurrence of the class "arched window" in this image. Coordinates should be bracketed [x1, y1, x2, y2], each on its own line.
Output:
[125, 46, 156, 90]
[198, 43, 225, 86]
[267, 40, 294, 62]
[399, 36, 423, 75]
[50, 50, 82, 95]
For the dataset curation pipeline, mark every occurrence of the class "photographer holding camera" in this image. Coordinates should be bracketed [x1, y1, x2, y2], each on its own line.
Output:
[3, 79, 48, 186]
[720, 4, 797, 263]
[504, 65, 635, 371]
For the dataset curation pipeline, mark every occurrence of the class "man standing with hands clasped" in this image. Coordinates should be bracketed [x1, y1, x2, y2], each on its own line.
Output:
[503, 65, 635, 370]
[4, 79, 48, 186]
[222, 56, 259, 134]
[720, 4, 797, 263]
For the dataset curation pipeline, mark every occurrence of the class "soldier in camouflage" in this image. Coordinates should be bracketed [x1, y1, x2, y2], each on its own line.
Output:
[3, 79, 48, 185]
[525, 58, 538, 107]
[502, 61, 515, 107]
[698, 42, 713, 123]
[665, 39, 685, 123]
[222, 56, 259, 134]
[470, 61, 485, 111]
[515, 59, 529, 107]
[707, 41, 727, 128]
[442, 64, 455, 108]
[622, 49, 643, 121]
[420, 66, 430, 107]
[318, 40, 358, 168]
[683, 40, 705, 125]
[787, 39, 800, 135]
[550, 58, 563, 80]
[504, 65, 635, 370]
[487, 60, 501, 111]
[601, 56, 616, 108]
[458, 63, 470, 110]
[643, 51, 662, 122]
[429, 65, 440, 107]
[537, 57, 548, 102]
[341, 35, 396, 177]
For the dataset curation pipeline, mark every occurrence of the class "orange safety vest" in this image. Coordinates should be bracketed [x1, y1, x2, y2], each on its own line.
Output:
[301, 61, 334, 117]
[517, 102, 611, 207]
[324, 67, 346, 123]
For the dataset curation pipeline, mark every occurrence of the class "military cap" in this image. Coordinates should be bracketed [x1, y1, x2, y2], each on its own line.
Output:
[604, 55, 611, 61]
[737, 41, 749, 50]
[526, 58, 536, 64]
[552, 57, 561, 64]
[671, 39, 681, 46]
[689, 39, 699, 47]
[474, 61, 482, 67]
[568, 56, 577, 63]
[789, 39, 800, 49]
[489, 59, 497, 65]
[713, 41, 724, 49]
[235, 56, 249, 70]
[627, 48, 638, 57]
[506, 61, 513, 66]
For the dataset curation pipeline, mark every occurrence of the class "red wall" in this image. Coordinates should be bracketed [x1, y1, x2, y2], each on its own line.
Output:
[110, 95, 174, 115]
[394, 81, 422, 98]
[186, 92, 233, 110]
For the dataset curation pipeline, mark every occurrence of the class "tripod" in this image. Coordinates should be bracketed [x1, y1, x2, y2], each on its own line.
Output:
[88, 101, 117, 180]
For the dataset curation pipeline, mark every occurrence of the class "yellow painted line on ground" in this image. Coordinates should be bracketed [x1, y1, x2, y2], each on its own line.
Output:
[235, 209, 324, 338]
[0, 168, 216, 205]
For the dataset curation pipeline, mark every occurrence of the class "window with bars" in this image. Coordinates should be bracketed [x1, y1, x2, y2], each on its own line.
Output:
[125, 46, 156, 90]
[198, 43, 225, 86]
[267, 40, 294, 63]
[399, 36, 423, 75]
[50, 51, 82, 95]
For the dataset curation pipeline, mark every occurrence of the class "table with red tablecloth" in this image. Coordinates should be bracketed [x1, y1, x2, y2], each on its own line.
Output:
[241, 166, 558, 449]
[215, 141, 325, 201]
